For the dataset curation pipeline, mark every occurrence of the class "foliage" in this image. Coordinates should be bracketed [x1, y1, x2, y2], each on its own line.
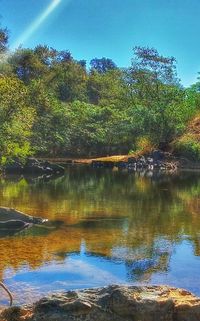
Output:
[0, 27, 8, 53]
[90, 57, 117, 73]
[0, 76, 35, 163]
[0, 26, 200, 162]
[129, 136, 154, 155]
[174, 115, 200, 160]
[174, 134, 200, 161]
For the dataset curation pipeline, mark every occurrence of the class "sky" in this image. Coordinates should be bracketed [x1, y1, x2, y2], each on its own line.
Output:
[0, 0, 200, 86]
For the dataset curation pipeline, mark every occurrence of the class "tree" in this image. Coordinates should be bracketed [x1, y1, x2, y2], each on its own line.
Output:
[0, 76, 35, 163]
[0, 27, 9, 53]
[125, 46, 186, 145]
[34, 45, 57, 66]
[90, 57, 117, 73]
[87, 69, 124, 105]
[48, 59, 87, 102]
[9, 48, 50, 83]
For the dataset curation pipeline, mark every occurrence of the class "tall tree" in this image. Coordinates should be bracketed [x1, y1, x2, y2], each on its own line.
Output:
[126, 46, 186, 145]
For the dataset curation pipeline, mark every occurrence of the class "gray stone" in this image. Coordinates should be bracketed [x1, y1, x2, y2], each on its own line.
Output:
[1, 285, 200, 321]
[0, 207, 47, 224]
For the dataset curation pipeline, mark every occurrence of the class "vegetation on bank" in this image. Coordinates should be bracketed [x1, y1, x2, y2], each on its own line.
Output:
[1, 26, 200, 163]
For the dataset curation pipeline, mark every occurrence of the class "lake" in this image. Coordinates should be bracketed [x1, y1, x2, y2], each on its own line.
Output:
[0, 166, 200, 305]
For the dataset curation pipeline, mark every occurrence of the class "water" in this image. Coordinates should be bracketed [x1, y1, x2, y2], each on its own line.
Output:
[0, 167, 200, 305]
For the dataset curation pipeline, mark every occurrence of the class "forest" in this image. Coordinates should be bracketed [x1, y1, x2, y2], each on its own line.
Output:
[0, 26, 200, 163]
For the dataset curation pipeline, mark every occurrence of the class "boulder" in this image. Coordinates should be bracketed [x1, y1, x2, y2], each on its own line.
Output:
[0, 207, 47, 224]
[128, 157, 136, 163]
[47, 163, 65, 174]
[0, 220, 30, 230]
[4, 161, 24, 174]
[3, 158, 65, 176]
[152, 150, 165, 162]
[1, 285, 200, 321]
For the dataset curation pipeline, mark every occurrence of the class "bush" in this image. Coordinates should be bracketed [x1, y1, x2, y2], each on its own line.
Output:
[129, 136, 154, 156]
[174, 134, 200, 161]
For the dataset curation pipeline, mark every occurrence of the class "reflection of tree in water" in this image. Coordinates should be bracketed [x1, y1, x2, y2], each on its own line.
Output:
[0, 168, 200, 283]
[123, 238, 173, 282]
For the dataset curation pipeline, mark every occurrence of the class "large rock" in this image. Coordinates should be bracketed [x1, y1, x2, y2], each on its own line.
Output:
[1, 285, 200, 321]
[4, 158, 65, 176]
[0, 220, 30, 230]
[0, 207, 47, 225]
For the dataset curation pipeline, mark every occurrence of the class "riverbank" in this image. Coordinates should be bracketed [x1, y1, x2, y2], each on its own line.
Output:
[1, 285, 200, 321]
[39, 150, 198, 171]
[2, 149, 200, 176]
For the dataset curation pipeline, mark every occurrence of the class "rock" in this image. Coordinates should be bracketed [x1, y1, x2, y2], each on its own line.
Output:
[4, 161, 24, 174]
[0, 207, 47, 224]
[91, 160, 114, 168]
[0, 220, 30, 230]
[128, 157, 136, 163]
[91, 160, 104, 168]
[25, 158, 40, 167]
[26, 158, 65, 174]
[152, 150, 165, 161]
[3, 158, 65, 176]
[117, 161, 127, 168]
[24, 164, 52, 175]
[1, 285, 200, 321]
[48, 163, 65, 174]
[147, 157, 154, 164]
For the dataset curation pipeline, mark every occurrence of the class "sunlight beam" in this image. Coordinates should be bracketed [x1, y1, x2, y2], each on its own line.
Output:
[12, 0, 62, 49]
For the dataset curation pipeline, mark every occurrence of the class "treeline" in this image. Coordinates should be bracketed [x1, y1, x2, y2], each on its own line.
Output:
[0, 26, 200, 163]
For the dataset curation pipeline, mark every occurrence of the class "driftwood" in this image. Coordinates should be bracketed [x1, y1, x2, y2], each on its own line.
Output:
[0, 282, 13, 306]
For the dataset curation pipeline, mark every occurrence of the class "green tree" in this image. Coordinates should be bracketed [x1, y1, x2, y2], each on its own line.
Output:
[0, 76, 35, 163]
[126, 46, 187, 146]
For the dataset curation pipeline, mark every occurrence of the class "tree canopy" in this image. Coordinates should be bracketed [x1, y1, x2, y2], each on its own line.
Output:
[0, 26, 200, 162]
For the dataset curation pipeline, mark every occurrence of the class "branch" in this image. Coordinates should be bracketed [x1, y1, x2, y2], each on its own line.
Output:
[0, 282, 13, 306]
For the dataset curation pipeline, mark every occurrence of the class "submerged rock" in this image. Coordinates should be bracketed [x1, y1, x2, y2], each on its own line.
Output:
[1, 285, 200, 321]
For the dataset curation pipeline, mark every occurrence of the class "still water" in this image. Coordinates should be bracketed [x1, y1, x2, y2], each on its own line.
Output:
[0, 166, 200, 305]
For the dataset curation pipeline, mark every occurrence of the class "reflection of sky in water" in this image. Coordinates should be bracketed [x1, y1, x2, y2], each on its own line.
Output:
[1, 168, 200, 305]
[2, 251, 126, 305]
[1, 239, 200, 305]
[151, 240, 200, 294]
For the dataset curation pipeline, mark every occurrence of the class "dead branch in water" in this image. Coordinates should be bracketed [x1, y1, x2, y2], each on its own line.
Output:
[0, 282, 13, 306]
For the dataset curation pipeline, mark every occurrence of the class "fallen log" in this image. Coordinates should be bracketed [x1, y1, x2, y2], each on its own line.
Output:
[0, 283, 13, 307]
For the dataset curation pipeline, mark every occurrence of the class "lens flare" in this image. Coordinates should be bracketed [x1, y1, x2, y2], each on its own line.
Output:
[12, 0, 62, 49]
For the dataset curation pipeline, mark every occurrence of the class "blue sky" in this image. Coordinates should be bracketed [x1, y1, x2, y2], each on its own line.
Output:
[0, 0, 200, 86]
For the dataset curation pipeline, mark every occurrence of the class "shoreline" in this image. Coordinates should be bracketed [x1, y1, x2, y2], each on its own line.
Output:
[2, 149, 200, 175]
[1, 285, 200, 321]
[38, 154, 200, 171]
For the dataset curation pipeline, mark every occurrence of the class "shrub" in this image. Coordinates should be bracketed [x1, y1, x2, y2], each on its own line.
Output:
[129, 136, 154, 156]
[174, 134, 200, 161]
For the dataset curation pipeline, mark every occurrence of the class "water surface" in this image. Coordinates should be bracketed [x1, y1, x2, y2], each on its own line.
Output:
[0, 167, 200, 305]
